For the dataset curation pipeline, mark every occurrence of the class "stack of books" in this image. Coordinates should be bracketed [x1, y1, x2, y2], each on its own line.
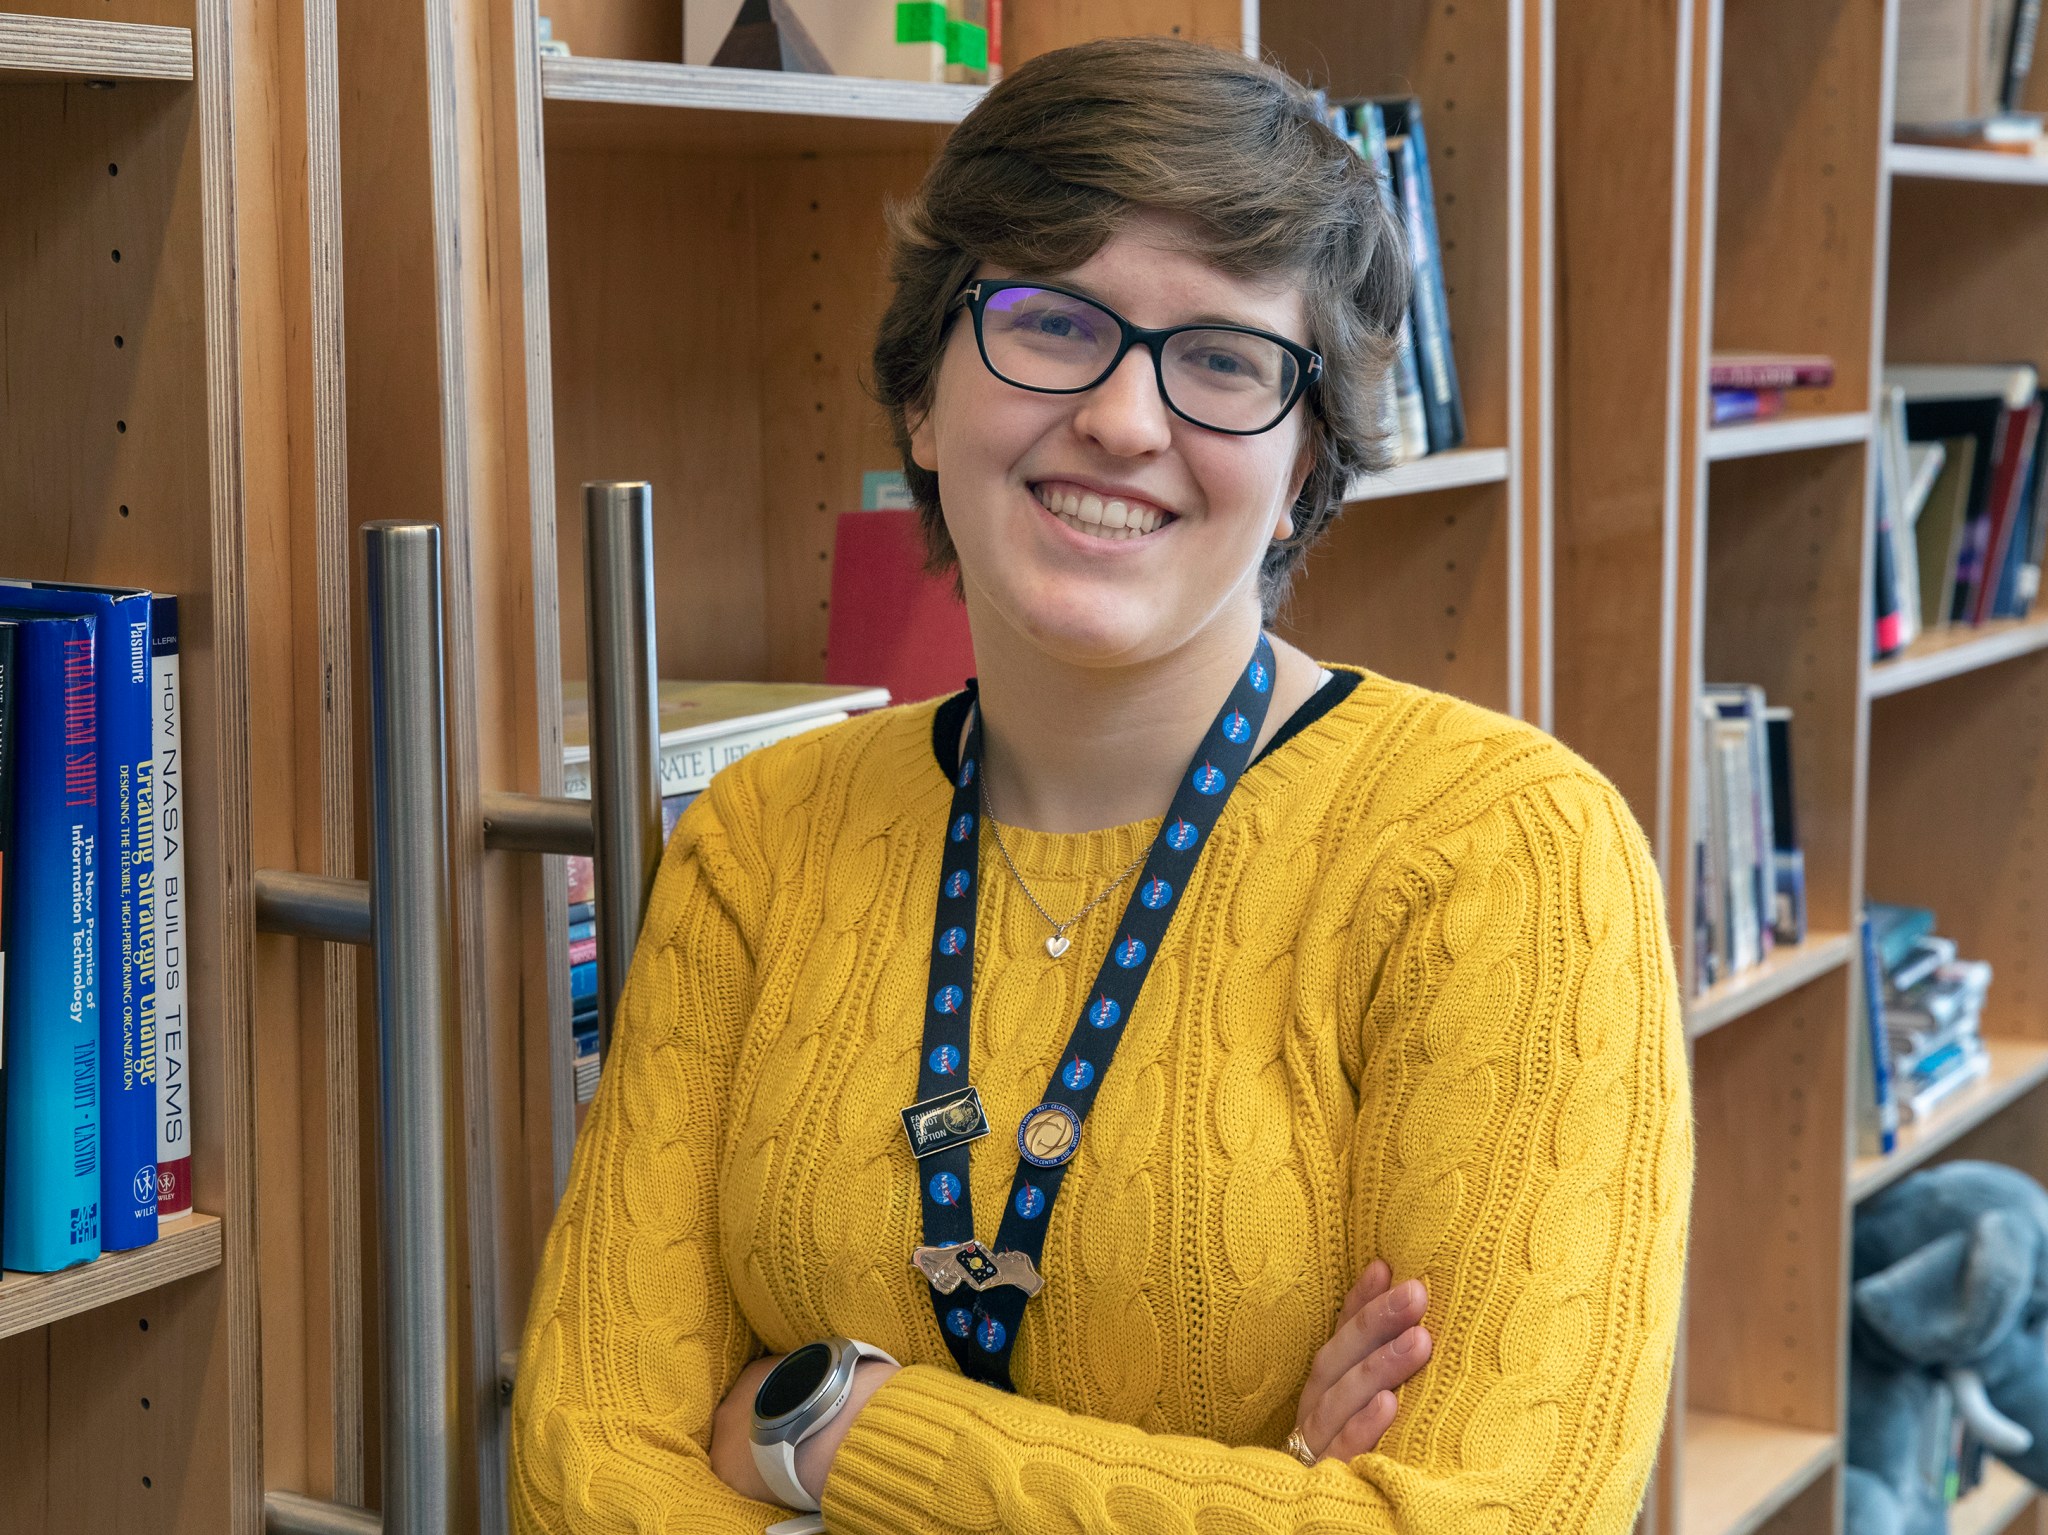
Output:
[1323, 96, 1467, 465]
[1708, 352, 1837, 426]
[1690, 685, 1807, 994]
[1857, 903, 1994, 1154]
[0, 582, 191, 1275]
[1872, 365, 2047, 659]
[560, 678, 889, 1101]
[1894, 0, 2041, 154]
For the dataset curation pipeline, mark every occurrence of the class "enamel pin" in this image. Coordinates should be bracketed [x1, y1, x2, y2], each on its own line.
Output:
[912, 1239, 1045, 1297]
[900, 1084, 991, 1158]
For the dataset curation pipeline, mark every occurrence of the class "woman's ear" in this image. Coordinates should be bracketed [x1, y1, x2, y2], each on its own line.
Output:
[909, 404, 939, 474]
[1275, 427, 1317, 541]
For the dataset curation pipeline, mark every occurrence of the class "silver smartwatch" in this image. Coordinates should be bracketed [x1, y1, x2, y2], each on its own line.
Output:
[750, 1336, 899, 1513]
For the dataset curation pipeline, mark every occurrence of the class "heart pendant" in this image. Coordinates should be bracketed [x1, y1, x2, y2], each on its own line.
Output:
[1045, 934, 1071, 959]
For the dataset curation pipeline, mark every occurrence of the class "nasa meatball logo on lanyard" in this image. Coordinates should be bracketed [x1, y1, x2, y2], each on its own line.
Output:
[900, 637, 1276, 1388]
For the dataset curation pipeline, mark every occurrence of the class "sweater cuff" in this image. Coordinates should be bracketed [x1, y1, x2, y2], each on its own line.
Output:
[822, 1364, 965, 1533]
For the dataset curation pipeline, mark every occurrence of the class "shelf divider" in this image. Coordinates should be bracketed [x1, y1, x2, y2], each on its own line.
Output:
[1706, 412, 1871, 462]
[540, 55, 982, 122]
[1344, 447, 1511, 502]
[0, 1212, 223, 1342]
[1867, 618, 2048, 698]
[1888, 143, 2048, 186]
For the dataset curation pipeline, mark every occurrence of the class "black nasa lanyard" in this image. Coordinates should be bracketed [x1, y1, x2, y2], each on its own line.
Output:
[900, 635, 1277, 1388]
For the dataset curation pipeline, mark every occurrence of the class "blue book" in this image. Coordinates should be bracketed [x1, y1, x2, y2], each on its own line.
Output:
[0, 612, 104, 1271]
[567, 919, 596, 944]
[1383, 98, 1466, 454]
[570, 959, 598, 1002]
[0, 623, 14, 1258]
[0, 582, 157, 1250]
[1859, 913, 1899, 1157]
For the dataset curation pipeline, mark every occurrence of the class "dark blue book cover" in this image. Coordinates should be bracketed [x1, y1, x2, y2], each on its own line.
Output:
[1383, 98, 1466, 454]
[0, 581, 157, 1249]
[570, 959, 598, 1002]
[0, 611, 103, 1272]
[0, 623, 14, 1258]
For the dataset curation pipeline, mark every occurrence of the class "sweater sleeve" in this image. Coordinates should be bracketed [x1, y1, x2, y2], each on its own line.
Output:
[820, 773, 1693, 1535]
[509, 802, 786, 1535]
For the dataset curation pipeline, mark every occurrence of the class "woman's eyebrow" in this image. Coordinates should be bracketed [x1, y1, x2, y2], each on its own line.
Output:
[1022, 274, 1292, 335]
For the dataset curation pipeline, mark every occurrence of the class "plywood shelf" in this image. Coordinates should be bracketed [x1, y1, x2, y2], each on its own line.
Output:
[1680, 1411, 1837, 1535]
[1851, 1038, 2048, 1204]
[1687, 932, 1855, 1039]
[1888, 143, 2048, 186]
[0, 12, 192, 82]
[1951, 1461, 2039, 1535]
[539, 56, 980, 154]
[1706, 411, 1871, 462]
[0, 1212, 223, 1342]
[1344, 447, 1511, 502]
[1867, 618, 2048, 698]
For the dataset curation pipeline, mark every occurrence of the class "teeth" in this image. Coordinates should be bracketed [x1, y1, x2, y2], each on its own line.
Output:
[1034, 483, 1171, 542]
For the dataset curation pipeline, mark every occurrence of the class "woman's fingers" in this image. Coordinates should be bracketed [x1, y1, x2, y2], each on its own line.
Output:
[1302, 1322, 1432, 1453]
[1304, 1274, 1427, 1402]
[1323, 1389, 1400, 1464]
[1335, 1259, 1390, 1331]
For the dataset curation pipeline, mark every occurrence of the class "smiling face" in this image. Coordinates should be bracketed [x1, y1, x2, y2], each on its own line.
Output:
[908, 211, 1316, 671]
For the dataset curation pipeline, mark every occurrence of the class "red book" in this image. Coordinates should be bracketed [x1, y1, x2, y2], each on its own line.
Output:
[568, 936, 597, 966]
[1709, 352, 1836, 391]
[825, 511, 976, 706]
[1972, 399, 2043, 624]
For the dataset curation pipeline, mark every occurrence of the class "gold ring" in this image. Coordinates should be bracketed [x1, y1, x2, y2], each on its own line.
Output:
[1285, 1427, 1317, 1467]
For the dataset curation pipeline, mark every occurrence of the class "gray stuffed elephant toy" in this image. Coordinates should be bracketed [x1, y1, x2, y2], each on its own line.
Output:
[1846, 1161, 2048, 1535]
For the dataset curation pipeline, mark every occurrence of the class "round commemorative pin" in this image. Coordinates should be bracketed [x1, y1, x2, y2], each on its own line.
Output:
[1017, 1101, 1083, 1168]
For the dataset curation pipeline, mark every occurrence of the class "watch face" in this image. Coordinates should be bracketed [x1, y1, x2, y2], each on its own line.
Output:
[756, 1342, 834, 1422]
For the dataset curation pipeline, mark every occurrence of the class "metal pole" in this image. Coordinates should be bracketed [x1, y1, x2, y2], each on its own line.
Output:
[363, 521, 459, 1535]
[479, 790, 595, 856]
[253, 869, 373, 946]
[584, 482, 662, 1062]
[265, 1492, 384, 1535]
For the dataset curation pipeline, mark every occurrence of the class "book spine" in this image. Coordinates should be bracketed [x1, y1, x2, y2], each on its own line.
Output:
[1, 617, 102, 1271]
[150, 596, 190, 1216]
[1707, 361, 1836, 390]
[1355, 103, 1430, 462]
[2006, 0, 2041, 112]
[1859, 913, 1899, 1156]
[0, 625, 14, 1259]
[1874, 459, 1907, 656]
[563, 717, 844, 800]
[1973, 401, 2040, 624]
[101, 594, 158, 1249]
[1391, 106, 1466, 453]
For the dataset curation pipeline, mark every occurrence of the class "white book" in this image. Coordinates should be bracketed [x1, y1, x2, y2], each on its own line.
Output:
[1882, 361, 2040, 408]
[151, 595, 193, 1216]
[1900, 1040, 1992, 1123]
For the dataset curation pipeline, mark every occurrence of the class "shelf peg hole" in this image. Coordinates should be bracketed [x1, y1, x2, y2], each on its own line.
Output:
[119, 505, 129, 518]
[142, 1477, 152, 1489]
[112, 249, 122, 263]
[109, 162, 119, 176]
[138, 1317, 149, 1331]
[114, 335, 124, 349]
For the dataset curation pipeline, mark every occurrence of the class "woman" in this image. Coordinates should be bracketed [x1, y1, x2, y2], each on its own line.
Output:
[511, 35, 1690, 1535]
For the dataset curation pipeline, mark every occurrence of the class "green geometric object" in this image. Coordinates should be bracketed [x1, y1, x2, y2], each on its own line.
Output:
[945, 19, 988, 70]
[896, 1, 947, 44]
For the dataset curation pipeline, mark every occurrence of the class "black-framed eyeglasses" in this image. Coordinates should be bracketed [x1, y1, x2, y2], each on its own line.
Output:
[947, 279, 1322, 436]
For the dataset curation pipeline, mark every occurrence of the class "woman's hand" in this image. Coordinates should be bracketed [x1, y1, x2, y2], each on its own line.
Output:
[1294, 1260, 1432, 1463]
[708, 1352, 901, 1507]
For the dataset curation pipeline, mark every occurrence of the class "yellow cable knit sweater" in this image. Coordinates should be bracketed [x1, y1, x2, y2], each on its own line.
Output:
[511, 667, 1693, 1535]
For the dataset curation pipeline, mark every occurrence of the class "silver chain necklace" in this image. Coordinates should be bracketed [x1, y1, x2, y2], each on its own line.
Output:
[979, 776, 1150, 959]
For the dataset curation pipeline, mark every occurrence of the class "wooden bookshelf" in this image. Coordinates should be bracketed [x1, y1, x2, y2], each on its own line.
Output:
[1687, 931, 1855, 1039]
[1850, 1038, 2048, 1203]
[0, 1215, 223, 1344]
[1866, 616, 2048, 697]
[1888, 142, 2048, 185]
[1706, 411, 1871, 461]
[1679, 1412, 1837, 1535]
[1951, 1461, 2041, 1535]
[0, 13, 192, 81]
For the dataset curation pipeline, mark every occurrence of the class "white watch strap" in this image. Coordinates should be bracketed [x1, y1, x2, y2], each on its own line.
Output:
[754, 1437, 815, 1512]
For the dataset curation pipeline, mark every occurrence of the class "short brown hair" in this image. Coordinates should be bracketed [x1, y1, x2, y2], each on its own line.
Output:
[871, 35, 1411, 618]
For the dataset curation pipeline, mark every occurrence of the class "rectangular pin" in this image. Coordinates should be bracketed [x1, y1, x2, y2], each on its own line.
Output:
[900, 1084, 990, 1158]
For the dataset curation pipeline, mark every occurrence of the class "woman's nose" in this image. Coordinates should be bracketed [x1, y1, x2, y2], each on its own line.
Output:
[1070, 345, 1175, 457]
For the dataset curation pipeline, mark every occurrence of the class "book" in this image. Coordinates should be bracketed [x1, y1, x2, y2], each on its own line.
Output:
[1710, 387, 1786, 426]
[1353, 102, 1431, 463]
[1869, 902, 1941, 972]
[1709, 352, 1836, 390]
[1710, 719, 1761, 974]
[2008, 0, 2043, 109]
[149, 596, 190, 1216]
[1856, 913, 1900, 1157]
[1874, 448, 1908, 658]
[1975, 398, 2043, 622]
[1706, 686, 1776, 963]
[1382, 99, 1466, 454]
[825, 509, 975, 705]
[1917, 435, 1982, 629]
[1900, 1039, 1991, 1121]
[1896, 0, 2019, 123]
[1690, 702, 1720, 992]
[0, 582, 157, 1251]
[1889, 934, 1960, 993]
[561, 681, 884, 801]
[563, 790, 702, 916]
[0, 625, 13, 1258]
[1877, 387, 1926, 653]
[1762, 707, 1807, 947]
[1895, 389, 2015, 623]
[0, 612, 103, 1272]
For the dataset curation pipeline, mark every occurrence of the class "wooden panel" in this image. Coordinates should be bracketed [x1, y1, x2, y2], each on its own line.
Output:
[1547, 0, 1686, 850]
[1277, 480, 1513, 712]
[755, 149, 932, 680]
[0, 1333, 52, 1532]
[1262, 0, 1514, 449]
[1688, 975, 1849, 1433]
[1850, 1039, 2048, 1202]
[1712, 0, 1887, 413]
[1679, 1411, 1835, 1535]
[1, 0, 190, 31]
[1865, 647, 2048, 1037]
[1005, 0, 1248, 64]
[1886, 177, 2048, 373]
[0, 1215, 222, 1340]
[1703, 445, 1868, 934]
[538, 0, 676, 65]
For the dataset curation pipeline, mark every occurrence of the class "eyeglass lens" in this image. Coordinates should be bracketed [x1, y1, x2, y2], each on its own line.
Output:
[979, 286, 1301, 433]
